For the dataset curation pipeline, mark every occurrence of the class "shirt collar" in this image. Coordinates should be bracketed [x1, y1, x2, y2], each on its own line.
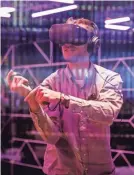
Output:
[64, 64, 73, 80]
[64, 62, 94, 81]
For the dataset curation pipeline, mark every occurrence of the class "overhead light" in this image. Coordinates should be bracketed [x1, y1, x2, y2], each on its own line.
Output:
[105, 17, 130, 24]
[105, 24, 130, 30]
[0, 13, 11, 18]
[47, 0, 74, 3]
[32, 4, 78, 18]
[0, 7, 15, 18]
[0, 7, 15, 13]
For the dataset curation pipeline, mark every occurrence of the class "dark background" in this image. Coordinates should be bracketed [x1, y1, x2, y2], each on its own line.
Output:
[1, 1, 134, 175]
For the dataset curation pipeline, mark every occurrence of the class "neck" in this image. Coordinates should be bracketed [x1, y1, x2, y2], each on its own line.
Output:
[68, 55, 91, 80]
[68, 55, 90, 70]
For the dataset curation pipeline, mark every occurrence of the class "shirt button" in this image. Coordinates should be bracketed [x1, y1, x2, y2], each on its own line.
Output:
[80, 126, 87, 131]
[80, 121, 84, 124]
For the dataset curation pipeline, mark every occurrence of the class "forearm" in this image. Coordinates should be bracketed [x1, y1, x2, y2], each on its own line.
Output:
[25, 93, 61, 144]
[63, 94, 123, 125]
[30, 108, 61, 144]
[69, 97, 115, 125]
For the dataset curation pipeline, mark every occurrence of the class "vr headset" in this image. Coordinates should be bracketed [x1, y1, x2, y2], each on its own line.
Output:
[49, 24, 94, 46]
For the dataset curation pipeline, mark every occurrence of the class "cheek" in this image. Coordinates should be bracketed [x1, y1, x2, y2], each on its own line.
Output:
[62, 49, 76, 55]
[78, 47, 87, 54]
[62, 49, 66, 55]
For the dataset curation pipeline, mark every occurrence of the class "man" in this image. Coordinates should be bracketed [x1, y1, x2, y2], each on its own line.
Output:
[6, 17, 123, 175]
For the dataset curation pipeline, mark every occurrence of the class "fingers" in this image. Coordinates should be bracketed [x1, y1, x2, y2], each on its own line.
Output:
[10, 76, 23, 91]
[38, 94, 49, 105]
[37, 85, 48, 91]
[16, 76, 29, 86]
[35, 86, 49, 104]
[36, 87, 43, 97]
[7, 74, 31, 98]
[36, 86, 49, 98]
[18, 79, 32, 91]
[24, 87, 38, 102]
[5, 70, 33, 97]
[6, 69, 14, 86]
[6, 70, 29, 88]
[20, 84, 32, 97]
[9, 76, 26, 90]
[36, 88, 44, 101]
[10, 76, 17, 91]
[24, 85, 50, 104]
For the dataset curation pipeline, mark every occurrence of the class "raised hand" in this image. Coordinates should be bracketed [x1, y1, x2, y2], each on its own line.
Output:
[6, 70, 32, 97]
[35, 85, 60, 105]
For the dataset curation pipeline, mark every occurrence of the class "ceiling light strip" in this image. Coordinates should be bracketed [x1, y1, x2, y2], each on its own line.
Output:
[47, 0, 74, 4]
[105, 17, 130, 24]
[105, 24, 130, 30]
[32, 5, 78, 18]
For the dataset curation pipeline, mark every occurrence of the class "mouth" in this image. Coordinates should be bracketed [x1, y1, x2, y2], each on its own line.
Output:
[64, 47, 76, 52]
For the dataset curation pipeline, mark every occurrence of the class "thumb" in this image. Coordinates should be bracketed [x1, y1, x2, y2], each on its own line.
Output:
[24, 86, 38, 102]
[21, 84, 32, 92]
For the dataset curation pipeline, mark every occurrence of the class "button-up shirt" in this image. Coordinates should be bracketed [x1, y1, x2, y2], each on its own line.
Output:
[30, 62, 123, 175]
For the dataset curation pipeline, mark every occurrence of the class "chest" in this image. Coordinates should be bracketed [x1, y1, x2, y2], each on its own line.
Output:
[53, 75, 97, 101]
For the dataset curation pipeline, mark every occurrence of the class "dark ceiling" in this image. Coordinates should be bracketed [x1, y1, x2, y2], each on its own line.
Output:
[1, 0, 134, 57]
[1, 1, 134, 28]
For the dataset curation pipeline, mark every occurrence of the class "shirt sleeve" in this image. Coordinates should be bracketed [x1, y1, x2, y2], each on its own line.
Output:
[29, 73, 62, 144]
[68, 74, 123, 125]
[30, 106, 62, 144]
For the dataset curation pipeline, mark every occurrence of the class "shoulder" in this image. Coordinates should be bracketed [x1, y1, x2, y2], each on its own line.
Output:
[94, 64, 117, 77]
[93, 64, 123, 83]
